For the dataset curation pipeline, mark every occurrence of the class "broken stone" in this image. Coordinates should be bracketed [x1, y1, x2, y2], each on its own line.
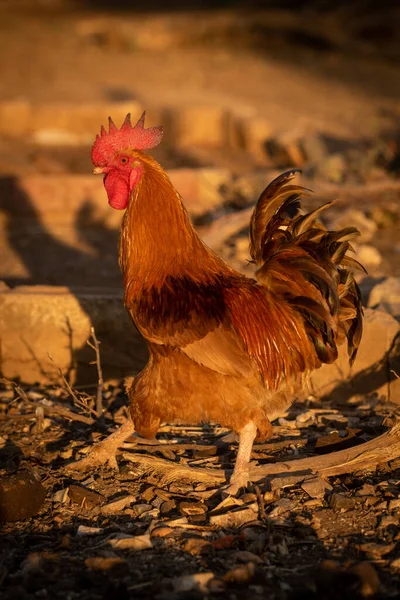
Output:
[150, 526, 175, 538]
[108, 534, 152, 551]
[52, 488, 70, 504]
[357, 542, 396, 558]
[242, 117, 273, 163]
[357, 484, 377, 496]
[233, 550, 263, 564]
[364, 496, 380, 508]
[330, 493, 356, 512]
[327, 209, 377, 243]
[389, 499, 400, 510]
[309, 308, 400, 403]
[268, 498, 296, 520]
[130, 503, 154, 518]
[368, 277, 400, 318]
[223, 562, 256, 584]
[175, 106, 229, 149]
[173, 572, 215, 593]
[182, 538, 212, 556]
[301, 476, 332, 499]
[318, 413, 348, 428]
[68, 484, 105, 509]
[76, 525, 103, 536]
[391, 558, 400, 569]
[160, 499, 176, 515]
[101, 495, 135, 515]
[209, 504, 258, 528]
[303, 499, 324, 508]
[179, 501, 207, 521]
[355, 245, 382, 268]
[379, 515, 399, 529]
[0, 471, 46, 522]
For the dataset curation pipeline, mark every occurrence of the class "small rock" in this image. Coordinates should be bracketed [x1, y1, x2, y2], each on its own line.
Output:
[357, 484, 377, 496]
[328, 209, 377, 243]
[278, 417, 297, 429]
[173, 572, 215, 593]
[69, 484, 105, 509]
[355, 245, 382, 268]
[101, 495, 135, 515]
[209, 504, 258, 528]
[0, 471, 46, 522]
[233, 550, 263, 564]
[52, 488, 70, 504]
[108, 534, 152, 551]
[302, 476, 332, 499]
[160, 499, 176, 515]
[150, 526, 175, 538]
[364, 496, 380, 507]
[357, 542, 396, 558]
[318, 153, 347, 183]
[268, 498, 296, 520]
[391, 558, 400, 569]
[85, 557, 126, 571]
[131, 503, 156, 518]
[368, 277, 400, 318]
[223, 562, 256, 583]
[263, 491, 276, 505]
[235, 237, 250, 262]
[141, 486, 156, 502]
[77, 525, 103, 536]
[296, 411, 316, 427]
[330, 493, 356, 511]
[389, 499, 400, 511]
[182, 538, 212, 556]
[179, 501, 207, 522]
[379, 515, 399, 528]
[303, 499, 324, 508]
[319, 413, 348, 428]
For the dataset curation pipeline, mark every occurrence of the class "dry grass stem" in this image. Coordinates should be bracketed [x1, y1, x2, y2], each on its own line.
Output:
[87, 327, 104, 418]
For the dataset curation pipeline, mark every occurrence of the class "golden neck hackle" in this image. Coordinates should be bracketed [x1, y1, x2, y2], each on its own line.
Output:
[119, 153, 231, 307]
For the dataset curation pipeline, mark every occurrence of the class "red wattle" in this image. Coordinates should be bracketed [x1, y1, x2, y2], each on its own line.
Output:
[104, 171, 130, 210]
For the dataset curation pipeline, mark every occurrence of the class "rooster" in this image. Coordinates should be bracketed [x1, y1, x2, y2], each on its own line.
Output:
[70, 112, 363, 495]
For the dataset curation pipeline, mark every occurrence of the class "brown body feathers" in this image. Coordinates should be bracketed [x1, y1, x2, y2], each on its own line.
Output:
[118, 158, 363, 440]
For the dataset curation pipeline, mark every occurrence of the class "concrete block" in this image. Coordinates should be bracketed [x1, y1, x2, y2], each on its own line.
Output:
[309, 308, 400, 403]
[0, 101, 142, 140]
[174, 106, 229, 149]
[0, 285, 147, 385]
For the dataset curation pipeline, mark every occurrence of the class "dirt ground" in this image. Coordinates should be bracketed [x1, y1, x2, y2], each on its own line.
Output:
[1, 380, 400, 599]
[1, 1, 400, 599]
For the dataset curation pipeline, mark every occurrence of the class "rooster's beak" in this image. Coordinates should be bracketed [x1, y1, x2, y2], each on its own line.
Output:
[93, 166, 106, 175]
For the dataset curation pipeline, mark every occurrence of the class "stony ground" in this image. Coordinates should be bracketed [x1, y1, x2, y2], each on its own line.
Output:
[1, 1, 400, 599]
[1, 378, 400, 600]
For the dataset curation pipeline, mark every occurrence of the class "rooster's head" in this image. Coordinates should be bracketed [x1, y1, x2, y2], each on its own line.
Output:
[91, 112, 163, 210]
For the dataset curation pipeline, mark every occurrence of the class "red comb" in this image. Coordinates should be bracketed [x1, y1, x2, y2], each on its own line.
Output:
[91, 112, 163, 165]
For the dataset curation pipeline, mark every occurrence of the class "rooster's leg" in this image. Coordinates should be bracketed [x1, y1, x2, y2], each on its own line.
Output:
[223, 421, 258, 496]
[65, 418, 135, 472]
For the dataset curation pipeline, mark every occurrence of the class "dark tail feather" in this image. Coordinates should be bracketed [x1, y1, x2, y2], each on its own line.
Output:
[250, 171, 364, 367]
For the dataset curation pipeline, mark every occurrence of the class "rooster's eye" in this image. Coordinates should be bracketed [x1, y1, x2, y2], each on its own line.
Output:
[120, 157, 128, 165]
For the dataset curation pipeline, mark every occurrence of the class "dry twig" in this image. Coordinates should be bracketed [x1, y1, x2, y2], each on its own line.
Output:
[250, 420, 400, 482]
[87, 327, 104, 418]
[9, 381, 94, 425]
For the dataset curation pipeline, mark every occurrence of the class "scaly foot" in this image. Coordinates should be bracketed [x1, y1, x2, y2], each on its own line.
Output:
[221, 467, 251, 497]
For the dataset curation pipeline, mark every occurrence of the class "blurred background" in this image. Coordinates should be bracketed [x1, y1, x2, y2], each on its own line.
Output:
[1, 0, 400, 382]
